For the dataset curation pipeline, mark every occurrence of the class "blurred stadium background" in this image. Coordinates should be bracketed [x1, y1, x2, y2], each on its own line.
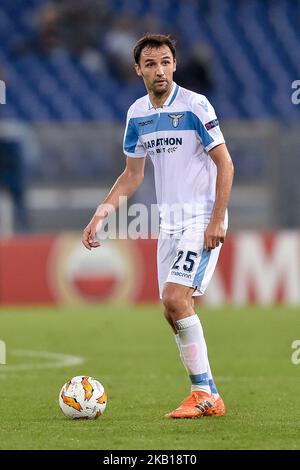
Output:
[1, 0, 300, 451]
[0, 0, 299, 305]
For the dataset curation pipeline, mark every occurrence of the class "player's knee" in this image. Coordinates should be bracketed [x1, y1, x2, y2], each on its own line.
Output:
[162, 290, 189, 317]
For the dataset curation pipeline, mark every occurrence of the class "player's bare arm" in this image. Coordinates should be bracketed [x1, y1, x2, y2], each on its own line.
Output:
[204, 143, 234, 250]
[82, 156, 145, 250]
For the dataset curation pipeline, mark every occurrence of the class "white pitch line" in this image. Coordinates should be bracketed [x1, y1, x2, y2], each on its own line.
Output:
[0, 349, 85, 372]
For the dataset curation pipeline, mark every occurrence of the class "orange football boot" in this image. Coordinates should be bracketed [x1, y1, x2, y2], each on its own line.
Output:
[203, 396, 226, 417]
[165, 391, 215, 419]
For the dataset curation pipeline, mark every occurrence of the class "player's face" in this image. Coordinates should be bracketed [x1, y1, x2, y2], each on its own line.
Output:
[135, 45, 176, 96]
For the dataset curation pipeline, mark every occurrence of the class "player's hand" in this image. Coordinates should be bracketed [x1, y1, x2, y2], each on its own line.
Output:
[204, 218, 225, 250]
[82, 212, 107, 250]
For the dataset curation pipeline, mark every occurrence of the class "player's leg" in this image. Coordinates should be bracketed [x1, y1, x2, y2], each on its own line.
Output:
[158, 233, 212, 399]
[190, 297, 219, 398]
[162, 282, 215, 418]
[175, 310, 224, 414]
[192, 244, 226, 415]
[161, 226, 225, 418]
[157, 232, 179, 333]
[173, 320, 225, 417]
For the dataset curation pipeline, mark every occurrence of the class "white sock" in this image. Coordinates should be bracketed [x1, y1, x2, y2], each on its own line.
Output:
[174, 334, 182, 355]
[175, 323, 220, 399]
[174, 315, 211, 394]
[195, 322, 220, 398]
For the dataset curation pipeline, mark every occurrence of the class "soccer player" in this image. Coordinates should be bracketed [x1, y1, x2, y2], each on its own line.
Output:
[82, 34, 234, 418]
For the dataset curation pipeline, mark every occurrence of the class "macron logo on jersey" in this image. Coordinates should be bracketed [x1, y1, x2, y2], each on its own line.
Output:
[138, 119, 154, 127]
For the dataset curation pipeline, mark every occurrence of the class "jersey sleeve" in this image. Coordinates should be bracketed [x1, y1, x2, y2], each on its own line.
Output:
[123, 104, 147, 158]
[191, 94, 225, 152]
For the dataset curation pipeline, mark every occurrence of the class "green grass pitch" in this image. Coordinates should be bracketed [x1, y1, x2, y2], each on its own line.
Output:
[0, 304, 300, 450]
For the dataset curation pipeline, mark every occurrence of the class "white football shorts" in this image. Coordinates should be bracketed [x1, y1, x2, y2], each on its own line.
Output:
[157, 217, 228, 299]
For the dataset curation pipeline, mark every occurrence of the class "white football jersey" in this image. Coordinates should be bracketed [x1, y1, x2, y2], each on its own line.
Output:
[123, 82, 225, 233]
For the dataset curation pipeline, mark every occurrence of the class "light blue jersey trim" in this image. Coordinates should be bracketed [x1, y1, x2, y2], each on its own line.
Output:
[126, 111, 214, 148]
[124, 119, 139, 154]
[191, 113, 214, 149]
[168, 84, 179, 106]
[192, 249, 211, 289]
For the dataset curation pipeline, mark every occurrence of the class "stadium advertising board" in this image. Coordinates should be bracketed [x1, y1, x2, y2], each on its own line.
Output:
[0, 232, 299, 305]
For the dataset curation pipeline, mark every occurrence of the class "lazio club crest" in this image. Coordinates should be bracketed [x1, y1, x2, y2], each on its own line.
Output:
[168, 113, 184, 128]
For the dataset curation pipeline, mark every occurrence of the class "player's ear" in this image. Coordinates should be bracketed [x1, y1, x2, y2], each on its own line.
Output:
[135, 63, 142, 77]
[173, 59, 177, 73]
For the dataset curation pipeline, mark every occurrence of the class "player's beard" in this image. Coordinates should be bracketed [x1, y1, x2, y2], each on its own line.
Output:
[152, 79, 170, 96]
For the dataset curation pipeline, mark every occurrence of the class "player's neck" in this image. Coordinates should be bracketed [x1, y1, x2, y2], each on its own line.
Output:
[148, 82, 174, 109]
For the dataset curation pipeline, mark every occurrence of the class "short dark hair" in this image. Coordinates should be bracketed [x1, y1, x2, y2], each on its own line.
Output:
[133, 34, 176, 64]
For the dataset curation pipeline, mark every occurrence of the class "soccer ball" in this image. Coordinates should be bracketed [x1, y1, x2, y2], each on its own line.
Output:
[59, 375, 107, 419]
